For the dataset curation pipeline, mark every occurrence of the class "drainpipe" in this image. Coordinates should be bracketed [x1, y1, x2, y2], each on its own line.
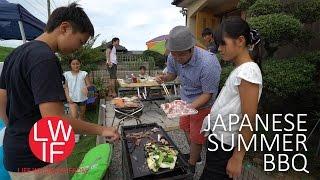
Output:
[180, 8, 188, 26]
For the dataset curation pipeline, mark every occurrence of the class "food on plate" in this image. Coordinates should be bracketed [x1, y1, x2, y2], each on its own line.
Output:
[122, 96, 139, 102]
[125, 101, 139, 108]
[145, 142, 178, 172]
[111, 98, 125, 108]
[112, 96, 140, 108]
[161, 100, 198, 118]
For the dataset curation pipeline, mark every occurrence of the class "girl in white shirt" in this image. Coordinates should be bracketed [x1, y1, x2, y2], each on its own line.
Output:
[200, 17, 262, 179]
[64, 59, 91, 122]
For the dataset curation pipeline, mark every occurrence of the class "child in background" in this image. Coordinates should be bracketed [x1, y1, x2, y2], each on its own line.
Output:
[139, 65, 148, 79]
[200, 17, 263, 179]
[64, 59, 91, 142]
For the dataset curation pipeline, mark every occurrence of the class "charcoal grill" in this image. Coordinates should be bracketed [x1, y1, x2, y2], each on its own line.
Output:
[112, 102, 144, 130]
[121, 123, 193, 180]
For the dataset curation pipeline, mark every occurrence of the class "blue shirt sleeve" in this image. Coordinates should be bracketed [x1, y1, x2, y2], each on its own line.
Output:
[166, 54, 177, 75]
[200, 55, 221, 96]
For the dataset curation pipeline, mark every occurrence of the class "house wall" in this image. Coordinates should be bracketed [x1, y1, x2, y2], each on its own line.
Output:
[185, 0, 241, 46]
[195, 10, 220, 45]
[210, 0, 239, 15]
[186, 0, 207, 39]
[183, 0, 319, 58]
[186, 0, 208, 17]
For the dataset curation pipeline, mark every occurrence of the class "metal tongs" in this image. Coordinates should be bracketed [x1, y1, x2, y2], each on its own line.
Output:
[153, 76, 171, 99]
[161, 83, 170, 97]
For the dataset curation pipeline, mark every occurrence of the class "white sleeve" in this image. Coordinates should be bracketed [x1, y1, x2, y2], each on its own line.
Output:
[63, 72, 69, 81]
[82, 71, 88, 78]
[234, 63, 262, 86]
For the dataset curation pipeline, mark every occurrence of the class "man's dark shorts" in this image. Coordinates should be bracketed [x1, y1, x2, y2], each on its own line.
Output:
[107, 63, 117, 79]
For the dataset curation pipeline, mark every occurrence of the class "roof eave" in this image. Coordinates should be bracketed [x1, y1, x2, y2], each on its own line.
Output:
[171, 0, 184, 6]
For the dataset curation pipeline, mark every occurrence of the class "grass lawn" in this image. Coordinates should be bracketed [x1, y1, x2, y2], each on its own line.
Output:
[67, 107, 99, 178]
[0, 46, 13, 62]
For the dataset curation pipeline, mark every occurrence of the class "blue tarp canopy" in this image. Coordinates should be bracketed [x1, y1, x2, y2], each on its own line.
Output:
[0, 0, 46, 41]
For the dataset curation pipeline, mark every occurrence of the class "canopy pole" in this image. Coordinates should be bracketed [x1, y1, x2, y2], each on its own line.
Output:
[18, 21, 26, 44]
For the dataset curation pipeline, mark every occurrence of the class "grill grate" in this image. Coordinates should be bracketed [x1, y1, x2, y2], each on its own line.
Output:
[121, 123, 193, 180]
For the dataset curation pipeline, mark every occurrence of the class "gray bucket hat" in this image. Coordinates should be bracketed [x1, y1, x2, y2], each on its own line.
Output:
[166, 26, 196, 51]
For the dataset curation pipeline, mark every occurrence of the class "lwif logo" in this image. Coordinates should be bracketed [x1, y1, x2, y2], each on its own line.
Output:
[29, 116, 75, 163]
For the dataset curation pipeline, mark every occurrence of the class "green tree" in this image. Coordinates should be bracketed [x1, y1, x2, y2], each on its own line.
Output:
[237, 0, 257, 10]
[248, 14, 302, 56]
[285, 0, 320, 23]
[248, 0, 281, 17]
[241, 0, 319, 57]
[142, 50, 166, 69]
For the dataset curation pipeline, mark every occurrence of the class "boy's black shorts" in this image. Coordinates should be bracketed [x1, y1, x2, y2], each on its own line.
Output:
[200, 136, 234, 180]
[107, 63, 117, 79]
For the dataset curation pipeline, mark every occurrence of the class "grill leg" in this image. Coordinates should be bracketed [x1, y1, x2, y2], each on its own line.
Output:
[135, 118, 142, 125]
[117, 117, 127, 131]
[111, 115, 116, 126]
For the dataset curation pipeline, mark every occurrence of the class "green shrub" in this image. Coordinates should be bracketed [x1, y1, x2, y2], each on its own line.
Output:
[219, 53, 320, 116]
[248, 13, 302, 56]
[298, 51, 320, 66]
[220, 51, 320, 96]
[287, 0, 320, 23]
[260, 53, 320, 115]
[248, 0, 281, 17]
[248, 14, 302, 44]
[219, 65, 234, 89]
[143, 50, 165, 69]
[298, 51, 320, 85]
[220, 53, 318, 96]
[262, 57, 316, 97]
[94, 77, 107, 98]
[237, 0, 258, 10]
[293, 29, 315, 47]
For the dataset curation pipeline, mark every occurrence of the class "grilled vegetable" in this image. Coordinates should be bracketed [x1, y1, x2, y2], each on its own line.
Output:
[144, 142, 178, 172]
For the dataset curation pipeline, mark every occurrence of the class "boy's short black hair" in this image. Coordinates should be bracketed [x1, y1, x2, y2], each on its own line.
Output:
[112, 37, 120, 43]
[139, 66, 146, 71]
[202, 28, 213, 37]
[45, 3, 94, 36]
